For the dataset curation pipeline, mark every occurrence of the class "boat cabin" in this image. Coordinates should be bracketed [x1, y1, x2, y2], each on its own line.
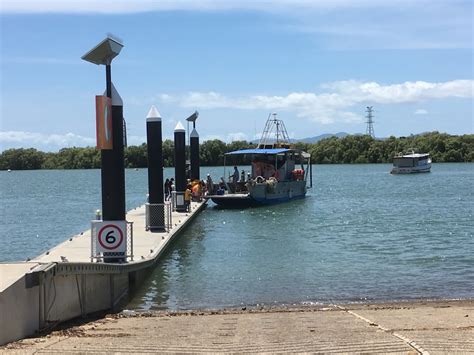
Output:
[393, 153, 430, 168]
[223, 148, 310, 193]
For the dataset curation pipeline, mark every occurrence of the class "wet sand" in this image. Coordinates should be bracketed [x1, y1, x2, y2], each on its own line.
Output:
[2, 299, 473, 354]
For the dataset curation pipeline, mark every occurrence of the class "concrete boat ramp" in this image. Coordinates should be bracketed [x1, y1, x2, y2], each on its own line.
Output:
[0, 201, 206, 345]
[2, 301, 473, 354]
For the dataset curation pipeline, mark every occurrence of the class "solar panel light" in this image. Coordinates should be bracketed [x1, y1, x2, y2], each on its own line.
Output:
[186, 111, 199, 129]
[186, 111, 199, 123]
[81, 35, 123, 65]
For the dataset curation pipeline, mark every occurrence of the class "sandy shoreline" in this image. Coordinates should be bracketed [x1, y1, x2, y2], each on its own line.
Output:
[3, 299, 473, 353]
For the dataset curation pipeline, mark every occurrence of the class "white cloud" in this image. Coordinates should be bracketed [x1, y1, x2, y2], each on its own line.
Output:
[158, 79, 473, 125]
[0, 131, 95, 151]
[198, 132, 249, 143]
[226, 132, 249, 142]
[200, 134, 223, 142]
[414, 109, 429, 115]
[321, 80, 473, 103]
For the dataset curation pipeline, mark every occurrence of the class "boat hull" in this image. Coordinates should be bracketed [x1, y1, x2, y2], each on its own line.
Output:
[391, 164, 431, 174]
[208, 180, 307, 208]
[209, 194, 254, 208]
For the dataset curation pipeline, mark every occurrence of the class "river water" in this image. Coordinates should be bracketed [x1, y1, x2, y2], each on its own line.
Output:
[1, 164, 473, 309]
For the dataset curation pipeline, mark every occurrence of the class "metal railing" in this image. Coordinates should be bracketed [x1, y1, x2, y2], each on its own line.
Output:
[171, 191, 187, 212]
[146, 202, 172, 231]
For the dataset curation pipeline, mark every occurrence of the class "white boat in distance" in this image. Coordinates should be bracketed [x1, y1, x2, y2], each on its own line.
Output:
[391, 149, 431, 174]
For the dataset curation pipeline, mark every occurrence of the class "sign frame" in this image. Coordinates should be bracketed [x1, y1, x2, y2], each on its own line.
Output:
[93, 220, 127, 254]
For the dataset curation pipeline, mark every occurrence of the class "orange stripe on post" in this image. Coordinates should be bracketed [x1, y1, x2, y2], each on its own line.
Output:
[95, 95, 113, 150]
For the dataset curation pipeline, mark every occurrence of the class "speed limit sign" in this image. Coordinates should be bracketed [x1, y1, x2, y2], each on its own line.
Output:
[94, 221, 126, 253]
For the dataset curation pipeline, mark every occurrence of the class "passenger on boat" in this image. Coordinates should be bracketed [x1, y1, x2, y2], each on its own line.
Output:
[232, 166, 239, 184]
[241, 170, 246, 182]
[252, 161, 262, 177]
[200, 180, 207, 196]
[206, 174, 214, 195]
[216, 181, 226, 195]
[191, 180, 202, 202]
[263, 163, 276, 180]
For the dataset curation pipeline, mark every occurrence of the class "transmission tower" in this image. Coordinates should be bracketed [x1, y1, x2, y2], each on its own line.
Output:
[365, 106, 375, 138]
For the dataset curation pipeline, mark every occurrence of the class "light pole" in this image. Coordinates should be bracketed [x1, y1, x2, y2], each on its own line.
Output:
[186, 111, 200, 181]
[82, 36, 126, 222]
[174, 122, 187, 212]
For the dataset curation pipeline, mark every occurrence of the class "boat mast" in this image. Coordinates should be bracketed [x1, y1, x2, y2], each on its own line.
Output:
[258, 112, 291, 148]
[275, 114, 279, 145]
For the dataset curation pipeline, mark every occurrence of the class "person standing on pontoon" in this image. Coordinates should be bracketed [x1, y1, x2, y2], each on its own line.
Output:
[164, 178, 170, 201]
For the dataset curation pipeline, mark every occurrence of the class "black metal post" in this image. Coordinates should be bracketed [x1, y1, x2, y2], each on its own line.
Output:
[190, 128, 200, 181]
[101, 81, 126, 221]
[174, 123, 186, 192]
[146, 107, 163, 204]
[105, 64, 111, 98]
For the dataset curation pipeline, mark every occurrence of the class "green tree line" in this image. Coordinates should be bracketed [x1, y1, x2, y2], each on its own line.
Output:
[1, 132, 472, 170]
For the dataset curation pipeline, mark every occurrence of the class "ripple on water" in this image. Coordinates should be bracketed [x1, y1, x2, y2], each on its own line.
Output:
[1, 165, 473, 309]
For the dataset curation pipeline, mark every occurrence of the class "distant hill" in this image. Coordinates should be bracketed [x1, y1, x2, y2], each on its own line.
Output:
[293, 132, 350, 143]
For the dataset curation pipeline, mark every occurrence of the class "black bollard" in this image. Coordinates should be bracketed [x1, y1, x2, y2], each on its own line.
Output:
[101, 82, 126, 221]
[174, 122, 186, 211]
[190, 128, 200, 181]
[146, 105, 164, 204]
[145, 105, 165, 230]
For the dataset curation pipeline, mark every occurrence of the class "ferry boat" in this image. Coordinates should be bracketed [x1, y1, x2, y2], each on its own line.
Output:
[207, 113, 312, 207]
[391, 149, 431, 174]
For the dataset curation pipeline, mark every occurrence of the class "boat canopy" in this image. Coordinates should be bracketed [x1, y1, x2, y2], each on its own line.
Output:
[225, 148, 293, 155]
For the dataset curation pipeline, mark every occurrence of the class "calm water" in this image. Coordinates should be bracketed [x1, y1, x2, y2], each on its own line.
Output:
[1, 164, 473, 309]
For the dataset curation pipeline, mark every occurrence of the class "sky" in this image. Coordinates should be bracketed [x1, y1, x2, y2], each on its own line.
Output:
[0, 0, 473, 151]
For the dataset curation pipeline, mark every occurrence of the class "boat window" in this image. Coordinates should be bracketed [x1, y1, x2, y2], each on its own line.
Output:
[393, 157, 415, 167]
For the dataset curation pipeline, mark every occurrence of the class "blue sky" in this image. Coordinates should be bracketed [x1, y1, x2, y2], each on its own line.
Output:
[1, 0, 473, 151]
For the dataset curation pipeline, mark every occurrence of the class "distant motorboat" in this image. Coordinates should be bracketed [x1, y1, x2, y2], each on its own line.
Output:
[391, 149, 431, 174]
[7, 169, 11, 172]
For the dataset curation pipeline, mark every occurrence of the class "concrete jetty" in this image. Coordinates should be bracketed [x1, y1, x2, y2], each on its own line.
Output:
[0, 201, 206, 345]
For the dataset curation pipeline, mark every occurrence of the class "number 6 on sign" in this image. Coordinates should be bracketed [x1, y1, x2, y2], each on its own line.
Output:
[95, 221, 126, 253]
